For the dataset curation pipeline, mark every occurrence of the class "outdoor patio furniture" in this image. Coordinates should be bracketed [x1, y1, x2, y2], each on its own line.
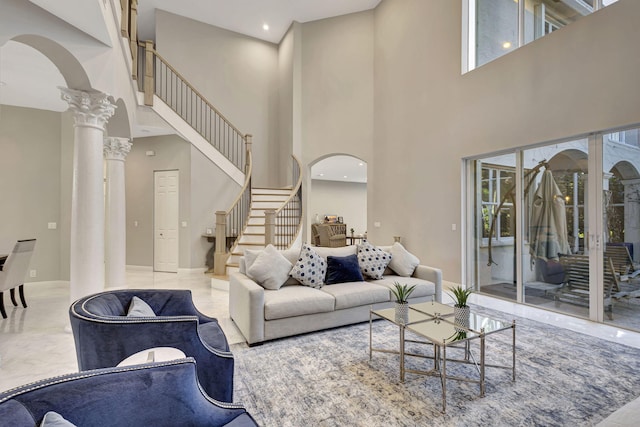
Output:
[555, 254, 617, 319]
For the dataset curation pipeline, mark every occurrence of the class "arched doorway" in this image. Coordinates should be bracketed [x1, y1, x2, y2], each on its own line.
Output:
[308, 154, 367, 244]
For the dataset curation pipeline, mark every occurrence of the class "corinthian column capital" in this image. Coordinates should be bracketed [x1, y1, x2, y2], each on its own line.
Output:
[103, 137, 132, 161]
[59, 87, 116, 130]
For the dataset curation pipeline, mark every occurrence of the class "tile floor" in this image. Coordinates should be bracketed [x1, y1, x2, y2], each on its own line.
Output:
[1, 269, 639, 424]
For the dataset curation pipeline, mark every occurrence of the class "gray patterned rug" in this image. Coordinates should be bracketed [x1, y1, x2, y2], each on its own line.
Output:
[231, 305, 640, 426]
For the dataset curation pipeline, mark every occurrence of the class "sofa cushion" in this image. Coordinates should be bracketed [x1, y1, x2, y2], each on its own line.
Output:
[264, 286, 335, 320]
[312, 245, 357, 262]
[320, 282, 391, 310]
[388, 242, 420, 277]
[127, 296, 156, 317]
[357, 240, 392, 280]
[198, 321, 230, 352]
[290, 244, 327, 289]
[371, 275, 436, 300]
[247, 244, 293, 290]
[325, 254, 364, 285]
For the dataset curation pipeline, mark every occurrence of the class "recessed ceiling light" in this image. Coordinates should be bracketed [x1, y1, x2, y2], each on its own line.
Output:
[502, 41, 512, 49]
[319, 173, 324, 177]
[358, 162, 364, 166]
[263, 23, 269, 31]
[343, 175, 348, 179]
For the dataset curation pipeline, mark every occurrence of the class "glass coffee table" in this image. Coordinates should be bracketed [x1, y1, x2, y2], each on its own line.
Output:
[369, 301, 515, 412]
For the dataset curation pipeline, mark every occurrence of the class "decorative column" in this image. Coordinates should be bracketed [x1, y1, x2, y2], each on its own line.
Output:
[623, 178, 640, 261]
[104, 137, 132, 288]
[60, 88, 116, 304]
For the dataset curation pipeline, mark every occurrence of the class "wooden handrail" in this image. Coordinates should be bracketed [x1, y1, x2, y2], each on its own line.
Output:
[274, 155, 303, 217]
[140, 43, 244, 138]
[226, 148, 253, 216]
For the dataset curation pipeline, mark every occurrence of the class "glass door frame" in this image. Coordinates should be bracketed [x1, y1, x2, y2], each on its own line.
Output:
[463, 134, 607, 323]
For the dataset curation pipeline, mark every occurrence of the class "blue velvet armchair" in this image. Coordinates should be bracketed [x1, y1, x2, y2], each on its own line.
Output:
[69, 289, 234, 402]
[0, 358, 258, 427]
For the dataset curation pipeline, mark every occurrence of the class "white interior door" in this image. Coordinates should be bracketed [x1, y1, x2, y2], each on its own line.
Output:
[154, 170, 179, 272]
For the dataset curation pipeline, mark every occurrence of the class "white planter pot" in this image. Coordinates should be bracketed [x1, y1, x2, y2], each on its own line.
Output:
[454, 305, 470, 331]
[395, 302, 409, 324]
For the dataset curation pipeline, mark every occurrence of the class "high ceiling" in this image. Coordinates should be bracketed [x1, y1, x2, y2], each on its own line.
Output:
[137, 0, 381, 44]
[1, 0, 378, 182]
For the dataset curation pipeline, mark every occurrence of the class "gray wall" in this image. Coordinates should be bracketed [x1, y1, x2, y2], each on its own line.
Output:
[189, 145, 240, 267]
[126, 135, 191, 267]
[155, 10, 280, 188]
[0, 106, 65, 281]
[125, 135, 239, 269]
[373, 0, 640, 282]
[300, 11, 374, 169]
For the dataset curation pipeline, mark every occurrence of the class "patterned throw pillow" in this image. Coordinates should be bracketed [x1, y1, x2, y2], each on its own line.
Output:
[290, 244, 327, 289]
[357, 240, 392, 280]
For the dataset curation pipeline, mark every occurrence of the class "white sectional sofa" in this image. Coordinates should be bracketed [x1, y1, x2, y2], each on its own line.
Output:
[229, 243, 442, 345]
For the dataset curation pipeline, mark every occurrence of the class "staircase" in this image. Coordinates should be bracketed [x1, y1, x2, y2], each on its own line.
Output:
[225, 188, 294, 274]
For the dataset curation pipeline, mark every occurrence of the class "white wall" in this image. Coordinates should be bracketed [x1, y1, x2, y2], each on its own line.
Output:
[309, 180, 367, 238]
[373, 0, 640, 282]
[155, 10, 280, 187]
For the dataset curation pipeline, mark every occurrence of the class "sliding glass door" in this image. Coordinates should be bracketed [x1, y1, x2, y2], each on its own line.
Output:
[467, 128, 640, 330]
[521, 139, 589, 317]
[602, 128, 640, 330]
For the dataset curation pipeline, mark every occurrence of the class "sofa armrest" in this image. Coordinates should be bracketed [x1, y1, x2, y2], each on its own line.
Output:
[413, 265, 442, 303]
[229, 272, 265, 345]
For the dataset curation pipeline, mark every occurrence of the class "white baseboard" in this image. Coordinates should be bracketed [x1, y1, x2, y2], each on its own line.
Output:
[24, 280, 69, 287]
[126, 265, 153, 271]
[178, 267, 207, 275]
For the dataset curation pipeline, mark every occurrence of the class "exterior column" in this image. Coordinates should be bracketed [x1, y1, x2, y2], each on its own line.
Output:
[104, 137, 132, 288]
[623, 178, 640, 261]
[60, 88, 116, 304]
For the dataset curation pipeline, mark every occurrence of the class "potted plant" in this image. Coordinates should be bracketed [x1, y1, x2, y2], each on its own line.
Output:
[447, 285, 473, 327]
[391, 282, 416, 324]
[350, 227, 355, 237]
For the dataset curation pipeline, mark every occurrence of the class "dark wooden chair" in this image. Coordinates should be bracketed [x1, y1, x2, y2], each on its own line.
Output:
[0, 239, 36, 319]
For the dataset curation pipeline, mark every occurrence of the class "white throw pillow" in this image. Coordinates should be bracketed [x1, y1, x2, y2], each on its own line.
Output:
[290, 244, 327, 289]
[388, 242, 420, 277]
[356, 240, 392, 280]
[243, 248, 262, 274]
[247, 244, 293, 290]
[127, 296, 156, 317]
[41, 411, 77, 427]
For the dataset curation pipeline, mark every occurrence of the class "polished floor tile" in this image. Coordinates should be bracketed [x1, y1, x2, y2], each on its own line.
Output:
[0, 269, 243, 392]
[2, 270, 640, 424]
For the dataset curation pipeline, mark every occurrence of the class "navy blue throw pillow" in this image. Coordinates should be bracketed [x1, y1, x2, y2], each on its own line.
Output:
[325, 254, 365, 285]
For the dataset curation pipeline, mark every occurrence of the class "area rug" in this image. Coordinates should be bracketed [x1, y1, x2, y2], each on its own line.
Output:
[231, 305, 640, 427]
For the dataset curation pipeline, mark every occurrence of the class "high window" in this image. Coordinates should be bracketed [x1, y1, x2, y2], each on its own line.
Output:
[465, 0, 620, 71]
